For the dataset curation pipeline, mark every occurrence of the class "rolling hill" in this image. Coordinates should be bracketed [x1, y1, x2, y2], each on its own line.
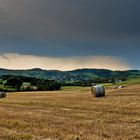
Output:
[0, 68, 140, 82]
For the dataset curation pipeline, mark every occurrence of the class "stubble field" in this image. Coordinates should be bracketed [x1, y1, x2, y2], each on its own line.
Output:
[0, 85, 139, 140]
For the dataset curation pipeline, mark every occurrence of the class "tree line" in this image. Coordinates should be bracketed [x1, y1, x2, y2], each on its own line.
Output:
[1, 75, 61, 92]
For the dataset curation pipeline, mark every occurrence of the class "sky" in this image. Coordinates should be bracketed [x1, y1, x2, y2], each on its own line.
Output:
[0, 0, 140, 70]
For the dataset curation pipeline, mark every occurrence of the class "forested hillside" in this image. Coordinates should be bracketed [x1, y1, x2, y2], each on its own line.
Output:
[0, 68, 140, 82]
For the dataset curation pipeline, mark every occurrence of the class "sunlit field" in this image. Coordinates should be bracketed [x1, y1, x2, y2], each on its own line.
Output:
[0, 85, 139, 140]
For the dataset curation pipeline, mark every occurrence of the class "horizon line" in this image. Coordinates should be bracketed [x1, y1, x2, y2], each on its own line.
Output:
[0, 67, 139, 72]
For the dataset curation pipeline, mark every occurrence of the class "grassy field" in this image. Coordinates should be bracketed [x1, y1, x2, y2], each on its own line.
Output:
[117, 77, 140, 85]
[0, 85, 139, 140]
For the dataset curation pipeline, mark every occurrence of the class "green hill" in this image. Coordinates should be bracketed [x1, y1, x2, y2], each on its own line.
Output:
[0, 68, 140, 82]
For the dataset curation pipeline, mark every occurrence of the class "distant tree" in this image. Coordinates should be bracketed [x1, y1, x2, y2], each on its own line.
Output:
[0, 80, 3, 84]
[31, 79, 61, 91]
[5, 77, 23, 91]
[111, 77, 116, 85]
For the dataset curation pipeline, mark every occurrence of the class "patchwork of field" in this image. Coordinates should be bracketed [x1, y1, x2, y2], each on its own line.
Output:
[0, 85, 139, 140]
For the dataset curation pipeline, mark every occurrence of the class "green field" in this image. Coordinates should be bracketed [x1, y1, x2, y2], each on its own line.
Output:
[0, 85, 139, 140]
[100, 77, 140, 87]
[114, 77, 140, 86]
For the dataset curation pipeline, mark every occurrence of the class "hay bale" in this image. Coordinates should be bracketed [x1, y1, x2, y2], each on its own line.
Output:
[91, 85, 105, 97]
[0, 92, 6, 98]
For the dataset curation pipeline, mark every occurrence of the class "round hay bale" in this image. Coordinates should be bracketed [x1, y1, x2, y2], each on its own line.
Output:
[0, 92, 6, 98]
[91, 85, 105, 97]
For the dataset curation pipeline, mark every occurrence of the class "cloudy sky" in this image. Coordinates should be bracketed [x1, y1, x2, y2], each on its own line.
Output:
[0, 0, 140, 70]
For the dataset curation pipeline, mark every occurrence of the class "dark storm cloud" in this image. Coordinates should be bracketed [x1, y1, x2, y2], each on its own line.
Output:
[0, 0, 140, 42]
[0, 0, 140, 69]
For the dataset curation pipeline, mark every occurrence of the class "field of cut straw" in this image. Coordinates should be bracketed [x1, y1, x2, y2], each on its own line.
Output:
[0, 85, 139, 140]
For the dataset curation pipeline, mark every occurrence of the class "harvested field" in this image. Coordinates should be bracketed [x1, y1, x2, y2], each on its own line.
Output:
[0, 85, 139, 140]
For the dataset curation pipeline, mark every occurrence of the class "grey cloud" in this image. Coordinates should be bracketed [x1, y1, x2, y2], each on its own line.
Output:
[0, 0, 140, 42]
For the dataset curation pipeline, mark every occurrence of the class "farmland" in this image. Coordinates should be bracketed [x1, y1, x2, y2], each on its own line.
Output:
[0, 85, 139, 140]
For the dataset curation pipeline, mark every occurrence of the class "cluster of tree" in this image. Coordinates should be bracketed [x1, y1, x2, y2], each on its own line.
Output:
[4, 77, 23, 91]
[31, 79, 61, 91]
[2, 75, 61, 91]
[62, 77, 127, 86]
[1, 74, 128, 92]
[2, 75, 38, 83]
